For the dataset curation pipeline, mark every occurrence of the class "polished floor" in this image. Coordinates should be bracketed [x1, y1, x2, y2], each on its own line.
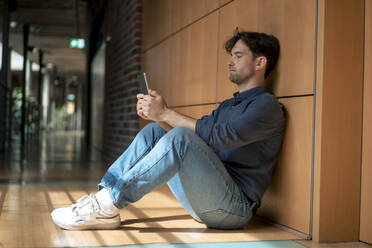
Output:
[0, 131, 105, 183]
[0, 131, 370, 248]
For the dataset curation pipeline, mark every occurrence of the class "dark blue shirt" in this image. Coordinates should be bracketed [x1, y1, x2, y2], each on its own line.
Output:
[195, 86, 286, 207]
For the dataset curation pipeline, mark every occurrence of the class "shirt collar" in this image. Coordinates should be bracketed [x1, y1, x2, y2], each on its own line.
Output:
[233, 86, 267, 105]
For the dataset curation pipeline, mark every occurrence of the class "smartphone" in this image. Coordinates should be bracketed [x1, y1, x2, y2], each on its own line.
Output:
[137, 72, 149, 95]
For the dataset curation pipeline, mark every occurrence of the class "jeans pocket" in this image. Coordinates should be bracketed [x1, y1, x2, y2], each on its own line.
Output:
[199, 209, 252, 230]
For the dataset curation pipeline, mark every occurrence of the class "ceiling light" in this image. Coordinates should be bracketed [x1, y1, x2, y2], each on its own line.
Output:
[67, 94, 75, 101]
[10, 21, 17, 28]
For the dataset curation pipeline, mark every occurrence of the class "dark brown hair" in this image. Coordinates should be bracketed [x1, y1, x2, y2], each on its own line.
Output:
[225, 30, 280, 78]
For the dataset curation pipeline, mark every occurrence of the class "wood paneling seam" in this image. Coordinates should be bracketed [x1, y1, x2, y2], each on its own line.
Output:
[358, 0, 367, 238]
[169, 95, 314, 109]
[171, 103, 217, 109]
[143, 3, 235, 53]
[216, 0, 221, 104]
[277, 94, 314, 99]
[220, 0, 235, 8]
[309, 0, 320, 240]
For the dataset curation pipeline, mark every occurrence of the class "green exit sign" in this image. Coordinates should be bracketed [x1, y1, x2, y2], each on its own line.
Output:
[70, 38, 85, 49]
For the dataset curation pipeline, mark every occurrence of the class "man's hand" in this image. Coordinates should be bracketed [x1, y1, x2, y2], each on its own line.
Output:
[136, 93, 150, 120]
[137, 89, 196, 131]
[137, 89, 168, 122]
[142, 89, 168, 122]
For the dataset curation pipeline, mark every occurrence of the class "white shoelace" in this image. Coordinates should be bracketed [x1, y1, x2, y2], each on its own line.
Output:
[71, 194, 101, 220]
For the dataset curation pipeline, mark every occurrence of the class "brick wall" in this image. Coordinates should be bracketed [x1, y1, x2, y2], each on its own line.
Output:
[103, 0, 142, 163]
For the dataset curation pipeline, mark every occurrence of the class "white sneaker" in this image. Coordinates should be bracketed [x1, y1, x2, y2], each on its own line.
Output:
[51, 194, 121, 230]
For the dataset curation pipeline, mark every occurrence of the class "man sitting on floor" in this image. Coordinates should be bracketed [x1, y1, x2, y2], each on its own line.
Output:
[51, 30, 285, 230]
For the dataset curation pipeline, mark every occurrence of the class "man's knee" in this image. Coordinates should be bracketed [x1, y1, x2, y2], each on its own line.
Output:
[140, 122, 166, 138]
[142, 122, 163, 133]
[165, 126, 199, 144]
[169, 126, 195, 137]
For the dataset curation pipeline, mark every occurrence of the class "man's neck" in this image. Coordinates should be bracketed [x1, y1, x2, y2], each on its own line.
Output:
[238, 78, 265, 93]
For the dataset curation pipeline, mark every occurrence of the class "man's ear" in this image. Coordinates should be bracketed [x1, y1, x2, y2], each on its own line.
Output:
[255, 56, 267, 71]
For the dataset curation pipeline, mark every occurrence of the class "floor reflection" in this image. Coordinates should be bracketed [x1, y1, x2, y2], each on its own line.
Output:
[0, 130, 108, 183]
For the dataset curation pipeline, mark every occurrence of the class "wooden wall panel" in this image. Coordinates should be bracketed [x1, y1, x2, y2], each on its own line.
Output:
[218, 0, 316, 101]
[220, 0, 233, 6]
[169, 12, 218, 107]
[172, 104, 217, 120]
[259, 96, 313, 234]
[142, 0, 315, 237]
[313, 0, 364, 241]
[171, 0, 218, 33]
[143, 0, 172, 51]
[142, 39, 172, 101]
[360, 0, 372, 244]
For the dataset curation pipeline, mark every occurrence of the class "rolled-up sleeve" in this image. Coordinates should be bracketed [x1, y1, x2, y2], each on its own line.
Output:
[196, 97, 285, 151]
[195, 109, 218, 142]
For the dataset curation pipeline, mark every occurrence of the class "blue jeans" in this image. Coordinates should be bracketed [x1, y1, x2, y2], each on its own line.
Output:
[98, 123, 255, 229]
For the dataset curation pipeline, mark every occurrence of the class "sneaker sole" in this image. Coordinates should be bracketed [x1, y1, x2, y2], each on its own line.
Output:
[52, 214, 121, 230]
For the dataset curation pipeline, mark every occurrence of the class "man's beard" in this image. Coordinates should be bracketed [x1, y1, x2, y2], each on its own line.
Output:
[229, 70, 253, 85]
[229, 73, 243, 85]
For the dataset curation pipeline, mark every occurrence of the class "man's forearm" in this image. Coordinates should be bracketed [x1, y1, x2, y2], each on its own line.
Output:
[161, 108, 197, 131]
